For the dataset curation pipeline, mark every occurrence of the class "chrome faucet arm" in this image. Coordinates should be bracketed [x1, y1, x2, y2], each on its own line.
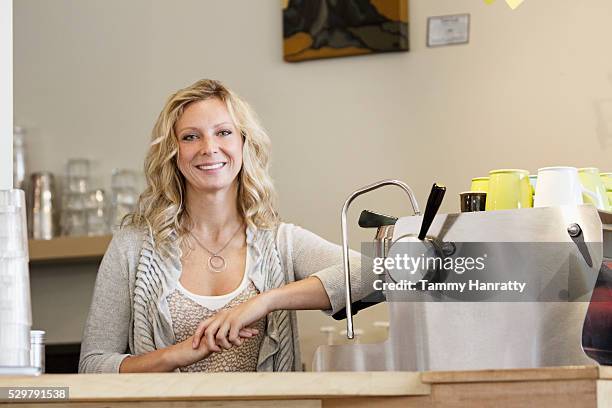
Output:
[341, 179, 420, 339]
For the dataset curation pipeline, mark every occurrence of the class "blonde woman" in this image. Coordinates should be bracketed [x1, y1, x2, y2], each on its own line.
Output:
[79, 79, 371, 373]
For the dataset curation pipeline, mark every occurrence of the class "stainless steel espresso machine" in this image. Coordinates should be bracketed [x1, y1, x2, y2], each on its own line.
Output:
[313, 180, 611, 372]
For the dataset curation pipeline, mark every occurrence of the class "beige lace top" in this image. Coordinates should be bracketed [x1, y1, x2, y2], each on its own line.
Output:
[167, 280, 266, 372]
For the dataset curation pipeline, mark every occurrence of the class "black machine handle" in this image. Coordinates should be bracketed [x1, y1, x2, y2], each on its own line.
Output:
[358, 210, 398, 228]
[418, 183, 446, 241]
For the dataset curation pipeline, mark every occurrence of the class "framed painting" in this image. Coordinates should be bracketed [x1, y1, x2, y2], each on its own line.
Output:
[283, 0, 409, 62]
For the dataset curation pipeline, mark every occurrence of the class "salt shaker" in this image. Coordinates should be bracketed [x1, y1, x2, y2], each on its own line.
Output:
[30, 330, 45, 373]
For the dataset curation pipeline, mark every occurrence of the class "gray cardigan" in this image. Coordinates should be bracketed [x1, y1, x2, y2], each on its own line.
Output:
[79, 222, 371, 373]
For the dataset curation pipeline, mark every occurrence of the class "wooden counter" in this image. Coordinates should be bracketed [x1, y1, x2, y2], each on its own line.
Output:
[2, 365, 612, 407]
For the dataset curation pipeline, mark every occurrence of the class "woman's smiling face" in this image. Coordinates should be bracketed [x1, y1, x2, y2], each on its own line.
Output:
[175, 98, 243, 193]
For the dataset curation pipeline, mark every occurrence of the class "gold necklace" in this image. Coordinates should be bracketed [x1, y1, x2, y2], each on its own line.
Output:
[189, 223, 244, 273]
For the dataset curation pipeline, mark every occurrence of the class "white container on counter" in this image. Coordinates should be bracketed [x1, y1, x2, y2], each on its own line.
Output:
[30, 330, 45, 373]
[0, 189, 32, 368]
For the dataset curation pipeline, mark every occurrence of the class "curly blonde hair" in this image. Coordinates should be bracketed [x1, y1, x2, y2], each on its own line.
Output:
[124, 79, 279, 253]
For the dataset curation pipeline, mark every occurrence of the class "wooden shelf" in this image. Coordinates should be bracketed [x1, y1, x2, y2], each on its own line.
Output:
[28, 235, 112, 263]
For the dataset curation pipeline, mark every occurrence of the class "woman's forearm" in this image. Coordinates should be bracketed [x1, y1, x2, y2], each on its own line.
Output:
[119, 347, 177, 373]
[119, 335, 214, 373]
[264, 276, 332, 312]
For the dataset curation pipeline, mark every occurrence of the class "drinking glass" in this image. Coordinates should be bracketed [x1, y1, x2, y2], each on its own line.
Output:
[110, 169, 139, 231]
[61, 158, 91, 236]
[86, 189, 110, 236]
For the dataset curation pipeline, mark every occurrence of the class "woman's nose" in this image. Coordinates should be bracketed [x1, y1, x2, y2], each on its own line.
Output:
[199, 134, 219, 155]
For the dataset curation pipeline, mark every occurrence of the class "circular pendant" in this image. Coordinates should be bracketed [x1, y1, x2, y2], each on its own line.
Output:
[208, 255, 226, 273]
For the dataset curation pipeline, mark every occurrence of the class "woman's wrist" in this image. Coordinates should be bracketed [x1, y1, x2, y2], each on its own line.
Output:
[261, 288, 280, 314]
[160, 345, 180, 371]
[120, 346, 184, 373]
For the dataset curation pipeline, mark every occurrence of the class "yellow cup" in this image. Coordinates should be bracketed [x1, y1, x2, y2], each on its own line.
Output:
[528, 175, 537, 197]
[600, 172, 612, 191]
[470, 177, 489, 193]
[485, 169, 532, 211]
[578, 167, 611, 211]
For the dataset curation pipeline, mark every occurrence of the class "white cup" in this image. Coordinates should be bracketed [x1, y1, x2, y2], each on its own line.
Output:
[534, 166, 597, 208]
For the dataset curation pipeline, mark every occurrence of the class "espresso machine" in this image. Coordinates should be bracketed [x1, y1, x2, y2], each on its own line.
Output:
[313, 179, 609, 372]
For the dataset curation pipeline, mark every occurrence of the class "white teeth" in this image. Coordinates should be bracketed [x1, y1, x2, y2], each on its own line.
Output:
[197, 163, 225, 170]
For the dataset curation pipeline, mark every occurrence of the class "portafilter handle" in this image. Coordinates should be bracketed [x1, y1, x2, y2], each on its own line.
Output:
[341, 179, 421, 339]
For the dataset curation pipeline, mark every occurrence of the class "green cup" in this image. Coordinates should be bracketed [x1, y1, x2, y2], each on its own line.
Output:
[485, 169, 532, 211]
[470, 177, 489, 193]
[528, 175, 537, 197]
[600, 172, 612, 191]
[578, 167, 611, 211]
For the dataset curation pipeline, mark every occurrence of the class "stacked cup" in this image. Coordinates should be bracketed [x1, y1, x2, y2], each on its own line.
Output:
[109, 169, 139, 232]
[86, 189, 110, 236]
[60, 159, 91, 236]
[466, 167, 612, 212]
[0, 190, 32, 368]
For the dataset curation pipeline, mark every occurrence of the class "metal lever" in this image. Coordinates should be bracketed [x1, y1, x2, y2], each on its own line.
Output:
[341, 179, 421, 339]
[358, 210, 398, 228]
[418, 183, 446, 240]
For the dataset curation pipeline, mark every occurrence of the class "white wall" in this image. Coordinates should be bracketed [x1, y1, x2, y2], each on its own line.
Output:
[14, 0, 612, 368]
[14, 0, 612, 234]
[1, 0, 12, 189]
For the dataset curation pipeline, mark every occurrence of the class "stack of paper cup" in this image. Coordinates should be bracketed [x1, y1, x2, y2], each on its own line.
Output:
[0, 189, 32, 367]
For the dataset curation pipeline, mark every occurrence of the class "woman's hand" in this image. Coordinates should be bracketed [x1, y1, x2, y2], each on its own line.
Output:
[192, 293, 274, 352]
[167, 328, 259, 369]
[166, 335, 211, 369]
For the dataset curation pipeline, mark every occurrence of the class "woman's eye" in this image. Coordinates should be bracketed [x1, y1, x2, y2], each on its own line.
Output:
[182, 134, 197, 141]
[218, 129, 232, 137]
